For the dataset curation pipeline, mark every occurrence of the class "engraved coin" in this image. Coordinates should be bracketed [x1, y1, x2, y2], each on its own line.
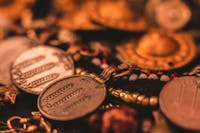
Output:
[89, 0, 148, 32]
[116, 30, 196, 70]
[0, 36, 33, 85]
[160, 76, 200, 131]
[155, 0, 191, 30]
[11, 46, 74, 95]
[38, 75, 106, 121]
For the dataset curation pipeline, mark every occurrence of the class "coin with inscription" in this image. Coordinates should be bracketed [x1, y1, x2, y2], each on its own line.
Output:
[155, 0, 191, 30]
[89, 0, 148, 32]
[160, 76, 200, 131]
[38, 75, 106, 121]
[116, 30, 196, 70]
[0, 36, 34, 85]
[11, 46, 74, 95]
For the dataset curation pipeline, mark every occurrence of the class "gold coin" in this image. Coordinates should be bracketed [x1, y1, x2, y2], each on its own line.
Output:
[89, 0, 148, 32]
[145, 0, 191, 31]
[53, 0, 102, 30]
[155, 0, 191, 31]
[116, 30, 196, 70]
[0, 0, 34, 20]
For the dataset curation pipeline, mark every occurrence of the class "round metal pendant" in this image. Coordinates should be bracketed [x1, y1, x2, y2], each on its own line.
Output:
[11, 46, 74, 95]
[38, 75, 106, 121]
[155, 0, 191, 30]
[0, 36, 33, 85]
[89, 0, 148, 32]
[116, 31, 196, 70]
[160, 76, 200, 131]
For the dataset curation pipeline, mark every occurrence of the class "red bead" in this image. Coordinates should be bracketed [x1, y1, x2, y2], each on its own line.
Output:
[171, 73, 177, 77]
[157, 71, 163, 75]
[102, 58, 107, 64]
[147, 71, 152, 76]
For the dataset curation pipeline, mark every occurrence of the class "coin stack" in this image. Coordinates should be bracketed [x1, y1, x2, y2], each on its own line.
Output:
[0, 0, 199, 133]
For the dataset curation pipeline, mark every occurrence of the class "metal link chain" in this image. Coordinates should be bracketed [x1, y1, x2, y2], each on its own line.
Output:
[0, 112, 58, 133]
[0, 85, 19, 108]
[184, 65, 200, 77]
[76, 63, 140, 83]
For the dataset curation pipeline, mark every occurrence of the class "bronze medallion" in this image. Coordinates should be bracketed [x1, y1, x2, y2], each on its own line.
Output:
[53, 0, 102, 30]
[11, 46, 74, 95]
[155, 0, 191, 30]
[160, 76, 200, 131]
[89, 0, 148, 32]
[38, 75, 106, 121]
[0, 0, 35, 20]
[116, 31, 196, 70]
[0, 36, 33, 85]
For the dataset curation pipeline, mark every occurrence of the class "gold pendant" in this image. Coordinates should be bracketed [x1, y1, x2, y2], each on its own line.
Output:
[89, 0, 148, 32]
[117, 30, 196, 70]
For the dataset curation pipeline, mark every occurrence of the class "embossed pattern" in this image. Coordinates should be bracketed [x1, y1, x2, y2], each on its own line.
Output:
[117, 31, 196, 70]
[38, 75, 106, 121]
[11, 46, 74, 94]
[160, 76, 200, 131]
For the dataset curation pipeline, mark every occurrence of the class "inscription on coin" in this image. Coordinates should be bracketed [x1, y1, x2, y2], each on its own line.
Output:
[160, 76, 200, 131]
[38, 75, 106, 121]
[0, 36, 33, 85]
[14, 55, 45, 70]
[11, 46, 74, 95]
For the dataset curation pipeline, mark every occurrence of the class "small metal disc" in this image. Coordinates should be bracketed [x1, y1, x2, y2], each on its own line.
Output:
[160, 76, 200, 131]
[116, 31, 196, 70]
[11, 46, 74, 95]
[0, 36, 33, 85]
[89, 0, 148, 32]
[38, 75, 106, 121]
[155, 0, 191, 30]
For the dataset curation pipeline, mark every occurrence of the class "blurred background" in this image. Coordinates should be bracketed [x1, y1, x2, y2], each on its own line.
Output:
[0, 0, 200, 133]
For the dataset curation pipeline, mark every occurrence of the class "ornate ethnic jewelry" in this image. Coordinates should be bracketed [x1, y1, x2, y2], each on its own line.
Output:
[116, 30, 196, 70]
